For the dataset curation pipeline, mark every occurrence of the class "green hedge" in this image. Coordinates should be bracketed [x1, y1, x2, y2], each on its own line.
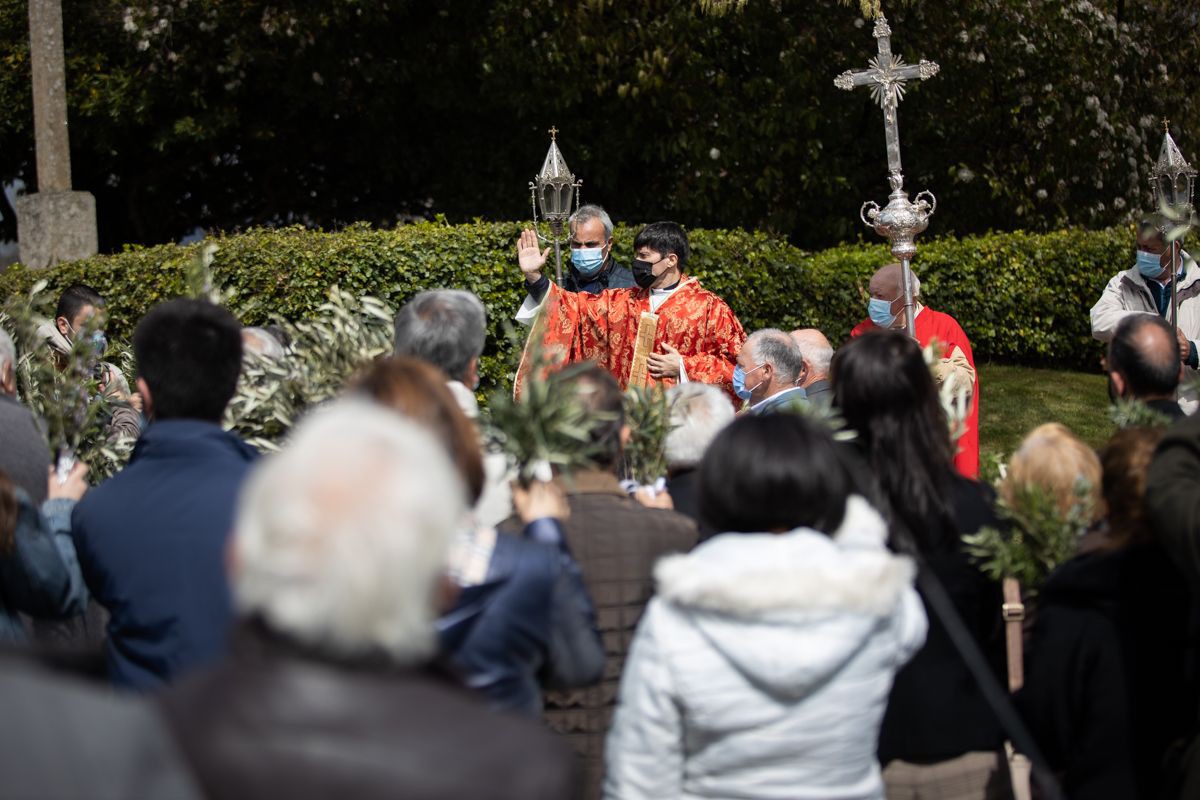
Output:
[0, 221, 1131, 386]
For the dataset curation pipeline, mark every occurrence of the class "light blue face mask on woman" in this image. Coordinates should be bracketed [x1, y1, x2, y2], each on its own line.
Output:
[1136, 250, 1166, 279]
[571, 247, 606, 278]
[868, 297, 898, 328]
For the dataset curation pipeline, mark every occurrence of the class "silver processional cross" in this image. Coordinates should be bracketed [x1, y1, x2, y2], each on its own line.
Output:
[835, 15, 940, 339]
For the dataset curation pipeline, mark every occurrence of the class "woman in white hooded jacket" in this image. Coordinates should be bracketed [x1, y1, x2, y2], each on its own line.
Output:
[604, 413, 927, 800]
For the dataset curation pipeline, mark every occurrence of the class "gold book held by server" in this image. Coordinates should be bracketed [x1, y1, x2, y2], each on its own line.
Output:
[627, 312, 659, 387]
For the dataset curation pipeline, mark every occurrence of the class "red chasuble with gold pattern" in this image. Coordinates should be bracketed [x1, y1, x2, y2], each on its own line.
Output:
[850, 309, 980, 478]
[520, 277, 746, 400]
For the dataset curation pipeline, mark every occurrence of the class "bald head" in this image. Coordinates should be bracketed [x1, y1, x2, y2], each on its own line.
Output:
[789, 328, 833, 386]
[869, 262, 921, 301]
[868, 263, 922, 330]
[1108, 314, 1181, 401]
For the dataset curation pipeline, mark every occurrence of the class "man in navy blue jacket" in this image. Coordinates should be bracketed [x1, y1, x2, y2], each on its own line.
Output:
[72, 299, 256, 690]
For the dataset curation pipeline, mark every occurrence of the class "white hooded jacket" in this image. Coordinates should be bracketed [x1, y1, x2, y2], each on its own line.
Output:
[603, 496, 927, 800]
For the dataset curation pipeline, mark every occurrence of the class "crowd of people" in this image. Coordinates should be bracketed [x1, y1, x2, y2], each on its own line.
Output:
[0, 204, 1199, 800]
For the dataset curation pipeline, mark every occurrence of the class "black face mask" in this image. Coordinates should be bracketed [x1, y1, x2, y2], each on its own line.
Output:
[632, 256, 666, 289]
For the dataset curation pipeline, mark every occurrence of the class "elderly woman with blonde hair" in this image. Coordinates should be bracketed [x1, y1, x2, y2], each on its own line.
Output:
[1000, 422, 1104, 534]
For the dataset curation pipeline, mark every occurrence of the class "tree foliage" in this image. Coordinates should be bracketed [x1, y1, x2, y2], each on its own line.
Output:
[1, 0, 1193, 251]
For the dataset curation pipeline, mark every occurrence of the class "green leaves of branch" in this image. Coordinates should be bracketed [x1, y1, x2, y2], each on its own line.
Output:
[622, 386, 676, 485]
[963, 481, 1095, 592]
[222, 287, 395, 452]
[1110, 398, 1173, 430]
[0, 280, 129, 480]
[486, 360, 617, 484]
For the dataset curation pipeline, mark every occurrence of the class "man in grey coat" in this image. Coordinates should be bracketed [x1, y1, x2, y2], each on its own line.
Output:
[0, 328, 52, 506]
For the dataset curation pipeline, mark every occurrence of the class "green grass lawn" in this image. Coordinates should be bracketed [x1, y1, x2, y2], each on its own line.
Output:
[978, 364, 1112, 465]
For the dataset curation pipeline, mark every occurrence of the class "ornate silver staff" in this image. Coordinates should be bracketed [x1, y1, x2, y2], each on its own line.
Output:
[835, 14, 940, 339]
[529, 126, 582, 284]
[1152, 120, 1196, 332]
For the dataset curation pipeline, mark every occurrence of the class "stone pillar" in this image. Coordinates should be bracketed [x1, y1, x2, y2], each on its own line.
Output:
[16, 0, 98, 269]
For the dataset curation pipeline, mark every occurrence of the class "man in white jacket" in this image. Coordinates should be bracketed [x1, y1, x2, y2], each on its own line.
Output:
[1091, 216, 1200, 413]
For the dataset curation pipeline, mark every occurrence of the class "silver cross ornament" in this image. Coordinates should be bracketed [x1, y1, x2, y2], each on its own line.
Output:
[835, 14, 941, 338]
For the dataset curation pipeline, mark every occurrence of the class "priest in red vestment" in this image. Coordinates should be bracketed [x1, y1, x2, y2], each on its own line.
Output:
[514, 222, 745, 400]
[850, 263, 980, 477]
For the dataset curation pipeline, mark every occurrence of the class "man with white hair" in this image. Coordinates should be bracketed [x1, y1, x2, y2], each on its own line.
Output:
[159, 402, 578, 800]
[789, 328, 834, 406]
[664, 383, 735, 530]
[0, 327, 53, 505]
[735, 328, 808, 414]
[394, 289, 489, 417]
[393, 289, 512, 527]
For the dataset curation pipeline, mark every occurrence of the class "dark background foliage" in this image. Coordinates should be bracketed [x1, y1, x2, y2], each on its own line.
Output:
[0, 222, 1129, 389]
[0, 0, 1195, 254]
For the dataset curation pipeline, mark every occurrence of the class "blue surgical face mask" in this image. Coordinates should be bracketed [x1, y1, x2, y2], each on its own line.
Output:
[571, 246, 606, 277]
[1137, 249, 1166, 279]
[732, 363, 765, 401]
[868, 297, 898, 328]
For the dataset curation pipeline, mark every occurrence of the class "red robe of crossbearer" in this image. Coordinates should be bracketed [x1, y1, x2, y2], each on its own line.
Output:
[519, 278, 746, 400]
[850, 309, 980, 478]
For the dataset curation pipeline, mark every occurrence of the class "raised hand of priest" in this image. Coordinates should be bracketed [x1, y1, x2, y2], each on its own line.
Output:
[647, 343, 682, 380]
[517, 228, 550, 281]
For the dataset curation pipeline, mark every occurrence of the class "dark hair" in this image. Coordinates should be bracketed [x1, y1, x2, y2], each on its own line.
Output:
[831, 330, 957, 551]
[1108, 314, 1180, 398]
[352, 356, 486, 505]
[133, 299, 243, 422]
[564, 363, 625, 471]
[1099, 426, 1163, 551]
[393, 290, 487, 383]
[633, 222, 689, 270]
[56, 284, 103, 325]
[699, 414, 851, 535]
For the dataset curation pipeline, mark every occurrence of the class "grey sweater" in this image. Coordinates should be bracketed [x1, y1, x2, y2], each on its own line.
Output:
[0, 394, 51, 506]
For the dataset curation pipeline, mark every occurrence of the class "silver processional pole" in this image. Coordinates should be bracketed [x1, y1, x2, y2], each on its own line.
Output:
[835, 14, 940, 339]
[1152, 120, 1196, 333]
[529, 126, 582, 285]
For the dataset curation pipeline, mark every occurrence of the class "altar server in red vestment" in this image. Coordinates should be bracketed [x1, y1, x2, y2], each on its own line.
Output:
[515, 222, 745, 400]
[850, 262, 979, 477]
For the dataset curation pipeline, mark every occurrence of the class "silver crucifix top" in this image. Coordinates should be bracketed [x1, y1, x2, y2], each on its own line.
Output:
[834, 15, 939, 179]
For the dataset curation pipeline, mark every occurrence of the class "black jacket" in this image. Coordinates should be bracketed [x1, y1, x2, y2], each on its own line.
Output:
[1148, 412, 1200, 585]
[877, 476, 1008, 764]
[160, 623, 581, 800]
[1019, 543, 1199, 799]
[562, 257, 635, 294]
